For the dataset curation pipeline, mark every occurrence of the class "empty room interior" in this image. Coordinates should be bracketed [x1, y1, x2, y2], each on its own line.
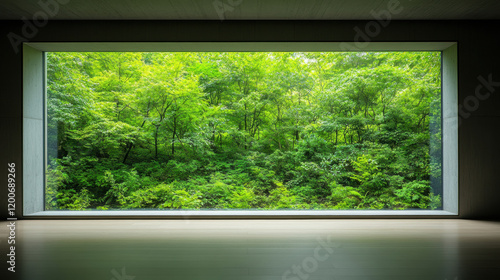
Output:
[1, 1, 500, 280]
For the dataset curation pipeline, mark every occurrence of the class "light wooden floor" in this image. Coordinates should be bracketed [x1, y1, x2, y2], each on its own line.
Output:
[1, 219, 499, 280]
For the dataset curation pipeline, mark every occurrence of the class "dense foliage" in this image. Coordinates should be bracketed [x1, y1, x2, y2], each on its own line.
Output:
[46, 52, 442, 210]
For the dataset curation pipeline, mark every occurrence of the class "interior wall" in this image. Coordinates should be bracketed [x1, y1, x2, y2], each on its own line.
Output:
[0, 20, 498, 220]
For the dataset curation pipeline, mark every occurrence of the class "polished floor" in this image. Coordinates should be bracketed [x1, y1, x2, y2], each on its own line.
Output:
[1, 219, 499, 280]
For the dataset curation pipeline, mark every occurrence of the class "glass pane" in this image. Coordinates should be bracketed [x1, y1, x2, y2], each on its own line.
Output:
[45, 52, 442, 210]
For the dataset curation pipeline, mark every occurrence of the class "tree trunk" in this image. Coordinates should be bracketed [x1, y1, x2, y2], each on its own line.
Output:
[155, 125, 159, 158]
[171, 116, 177, 155]
[122, 143, 133, 164]
[123, 120, 147, 164]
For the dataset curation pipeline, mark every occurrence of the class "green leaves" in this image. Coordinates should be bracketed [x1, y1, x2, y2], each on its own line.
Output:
[228, 189, 256, 209]
[162, 190, 202, 209]
[394, 181, 433, 209]
[267, 187, 302, 209]
[327, 185, 364, 210]
[350, 154, 386, 191]
[46, 51, 442, 210]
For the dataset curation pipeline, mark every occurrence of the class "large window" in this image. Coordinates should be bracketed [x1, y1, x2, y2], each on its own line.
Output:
[22, 42, 458, 216]
[45, 51, 443, 211]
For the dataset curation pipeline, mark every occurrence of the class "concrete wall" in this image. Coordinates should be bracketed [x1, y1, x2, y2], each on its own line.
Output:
[0, 20, 499, 220]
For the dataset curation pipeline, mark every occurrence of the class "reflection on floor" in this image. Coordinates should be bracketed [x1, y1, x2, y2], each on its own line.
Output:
[1, 219, 499, 280]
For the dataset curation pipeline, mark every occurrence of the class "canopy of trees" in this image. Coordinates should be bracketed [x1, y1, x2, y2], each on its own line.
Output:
[46, 51, 442, 210]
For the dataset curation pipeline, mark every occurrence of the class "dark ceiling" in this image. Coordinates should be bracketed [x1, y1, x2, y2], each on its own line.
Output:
[0, 0, 500, 20]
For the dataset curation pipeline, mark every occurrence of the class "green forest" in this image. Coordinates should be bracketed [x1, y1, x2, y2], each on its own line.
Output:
[46, 51, 442, 210]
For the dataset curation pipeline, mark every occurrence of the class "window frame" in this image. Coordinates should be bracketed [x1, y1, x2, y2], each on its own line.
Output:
[22, 42, 458, 218]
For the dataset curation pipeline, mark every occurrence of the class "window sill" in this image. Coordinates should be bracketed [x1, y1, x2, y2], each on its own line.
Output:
[23, 210, 458, 218]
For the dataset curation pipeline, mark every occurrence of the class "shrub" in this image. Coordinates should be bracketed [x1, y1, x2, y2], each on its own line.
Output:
[228, 189, 256, 209]
[326, 184, 364, 209]
[267, 186, 302, 209]
[162, 190, 202, 209]
[394, 180, 432, 209]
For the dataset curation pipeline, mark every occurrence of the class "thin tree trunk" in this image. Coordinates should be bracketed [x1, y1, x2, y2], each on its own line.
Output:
[155, 125, 159, 158]
[122, 120, 147, 164]
[171, 115, 177, 155]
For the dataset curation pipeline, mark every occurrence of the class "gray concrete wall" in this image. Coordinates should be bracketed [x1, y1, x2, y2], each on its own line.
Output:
[0, 20, 499, 219]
